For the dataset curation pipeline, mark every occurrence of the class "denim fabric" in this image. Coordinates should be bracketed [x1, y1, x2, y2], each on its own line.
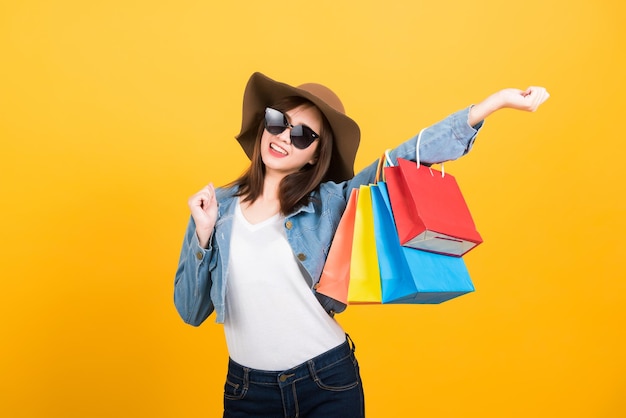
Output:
[174, 107, 483, 325]
[223, 336, 364, 418]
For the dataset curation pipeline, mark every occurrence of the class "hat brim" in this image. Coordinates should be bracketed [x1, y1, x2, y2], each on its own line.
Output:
[235, 72, 360, 183]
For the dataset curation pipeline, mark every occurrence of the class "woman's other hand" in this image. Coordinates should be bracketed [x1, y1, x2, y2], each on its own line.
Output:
[188, 183, 218, 248]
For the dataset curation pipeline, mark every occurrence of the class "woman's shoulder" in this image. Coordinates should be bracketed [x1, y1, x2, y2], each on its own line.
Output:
[319, 179, 348, 198]
[215, 184, 238, 201]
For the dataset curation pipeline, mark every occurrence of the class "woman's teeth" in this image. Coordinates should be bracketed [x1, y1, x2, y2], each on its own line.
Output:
[270, 143, 287, 155]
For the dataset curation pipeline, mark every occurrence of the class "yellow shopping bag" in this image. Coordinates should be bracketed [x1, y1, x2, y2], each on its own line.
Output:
[348, 184, 382, 304]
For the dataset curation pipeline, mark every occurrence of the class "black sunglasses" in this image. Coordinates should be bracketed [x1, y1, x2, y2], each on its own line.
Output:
[264, 107, 320, 150]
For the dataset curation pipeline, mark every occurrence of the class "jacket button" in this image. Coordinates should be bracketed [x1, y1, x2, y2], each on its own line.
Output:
[195, 251, 203, 260]
[285, 221, 293, 230]
[297, 253, 307, 261]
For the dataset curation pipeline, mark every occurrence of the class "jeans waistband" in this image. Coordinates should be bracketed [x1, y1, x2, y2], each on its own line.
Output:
[227, 334, 356, 385]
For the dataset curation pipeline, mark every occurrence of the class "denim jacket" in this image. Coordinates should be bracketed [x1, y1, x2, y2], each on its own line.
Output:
[174, 107, 483, 325]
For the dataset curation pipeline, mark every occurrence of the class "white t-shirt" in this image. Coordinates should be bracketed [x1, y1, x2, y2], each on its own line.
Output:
[223, 200, 346, 371]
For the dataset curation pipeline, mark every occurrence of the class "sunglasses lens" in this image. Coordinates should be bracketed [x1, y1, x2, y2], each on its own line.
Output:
[290, 125, 316, 150]
[264, 108, 288, 135]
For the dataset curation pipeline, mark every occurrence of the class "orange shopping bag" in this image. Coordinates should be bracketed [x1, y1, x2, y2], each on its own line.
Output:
[315, 188, 359, 306]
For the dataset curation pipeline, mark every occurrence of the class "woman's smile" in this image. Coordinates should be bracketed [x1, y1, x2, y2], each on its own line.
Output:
[269, 142, 288, 156]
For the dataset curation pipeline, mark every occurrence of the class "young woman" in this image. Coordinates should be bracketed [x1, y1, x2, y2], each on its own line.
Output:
[174, 72, 549, 417]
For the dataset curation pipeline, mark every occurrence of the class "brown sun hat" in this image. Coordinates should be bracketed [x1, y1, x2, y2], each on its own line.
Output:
[235, 72, 361, 183]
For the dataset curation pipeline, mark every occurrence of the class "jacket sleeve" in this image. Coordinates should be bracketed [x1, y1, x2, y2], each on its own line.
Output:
[346, 106, 484, 193]
[388, 106, 483, 165]
[173, 216, 216, 326]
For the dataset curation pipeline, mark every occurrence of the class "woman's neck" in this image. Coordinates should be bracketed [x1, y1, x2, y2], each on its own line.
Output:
[260, 171, 285, 201]
[239, 173, 283, 224]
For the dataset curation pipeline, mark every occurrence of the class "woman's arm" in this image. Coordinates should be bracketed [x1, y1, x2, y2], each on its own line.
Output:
[342, 86, 550, 197]
[173, 184, 220, 326]
[388, 85, 550, 166]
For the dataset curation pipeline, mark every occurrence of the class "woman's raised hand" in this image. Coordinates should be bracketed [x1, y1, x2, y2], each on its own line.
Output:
[188, 183, 218, 248]
[497, 86, 550, 112]
[468, 86, 550, 126]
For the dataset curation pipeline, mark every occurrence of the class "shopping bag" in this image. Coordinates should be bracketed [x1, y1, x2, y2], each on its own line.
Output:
[385, 157, 482, 256]
[316, 188, 359, 305]
[371, 182, 475, 304]
[347, 184, 382, 304]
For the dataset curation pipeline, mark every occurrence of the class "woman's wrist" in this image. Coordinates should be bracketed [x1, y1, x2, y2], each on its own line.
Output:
[468, 93, 504, 127]
[196, 229, 212, 249]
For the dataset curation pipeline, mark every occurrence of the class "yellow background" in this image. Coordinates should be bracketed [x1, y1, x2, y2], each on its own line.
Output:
[2, 0, 625, 416]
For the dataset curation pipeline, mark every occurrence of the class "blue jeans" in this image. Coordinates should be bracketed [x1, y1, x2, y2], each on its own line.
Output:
[223, 335, 365, 418]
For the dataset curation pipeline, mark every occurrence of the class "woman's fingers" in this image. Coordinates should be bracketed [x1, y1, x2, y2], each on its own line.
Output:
[522, 86, 550, 111]
[188, 184, 218, 232]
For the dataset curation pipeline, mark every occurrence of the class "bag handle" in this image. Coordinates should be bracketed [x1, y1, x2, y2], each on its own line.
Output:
[415, 128, 445, 178]
[382, 129, 445, 178]
[375, 149, 395, 183]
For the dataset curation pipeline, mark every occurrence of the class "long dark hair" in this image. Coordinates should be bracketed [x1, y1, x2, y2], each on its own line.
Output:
[229, 96, 334, 214]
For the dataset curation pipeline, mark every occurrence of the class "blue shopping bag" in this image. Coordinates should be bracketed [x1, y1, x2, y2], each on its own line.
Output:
[371, 182, 475, 304]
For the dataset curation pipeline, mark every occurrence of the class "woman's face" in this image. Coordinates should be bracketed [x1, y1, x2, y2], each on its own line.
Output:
[260, 104, 323, 179]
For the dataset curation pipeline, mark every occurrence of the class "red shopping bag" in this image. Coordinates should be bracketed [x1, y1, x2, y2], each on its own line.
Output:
[384, 157, 482, 256]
